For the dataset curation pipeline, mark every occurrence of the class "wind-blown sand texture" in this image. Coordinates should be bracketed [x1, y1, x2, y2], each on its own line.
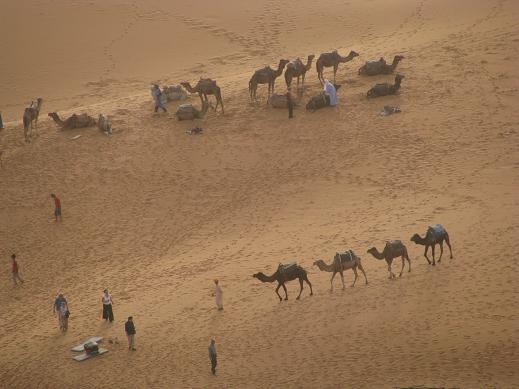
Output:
[1, 0, 518, 388]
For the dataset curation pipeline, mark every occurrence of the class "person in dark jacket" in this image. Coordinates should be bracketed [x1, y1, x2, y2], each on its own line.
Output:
[125, 316, 136, 350]
[208, 338, 217, 375]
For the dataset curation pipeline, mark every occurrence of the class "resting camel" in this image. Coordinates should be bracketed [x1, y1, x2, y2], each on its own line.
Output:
[411, 224, 453, 266]
[306, 84, 341, 111]
[23, 98, 43, 142]
[249, 59, 289, 101]
[252, 263, 313, 301]
[313, 250, 368, 291]
[48, 112, 96, 129]
[367, 240, 411, 279]
[284, 55, 315, 88]
[367, 74, 404, 98]
[358, 55, 404, 76]
[181, 79, 224, 113]
[316, 50, 359, 84]
[175, 101, 209, 121]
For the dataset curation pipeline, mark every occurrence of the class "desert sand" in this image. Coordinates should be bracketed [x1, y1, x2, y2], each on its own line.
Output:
[1, 0, 518, 388]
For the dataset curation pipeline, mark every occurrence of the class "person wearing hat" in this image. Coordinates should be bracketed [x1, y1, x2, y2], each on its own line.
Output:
[102, 289, 114, 322]
[125, 316, 136, 351]
[208, 338, 217, 375]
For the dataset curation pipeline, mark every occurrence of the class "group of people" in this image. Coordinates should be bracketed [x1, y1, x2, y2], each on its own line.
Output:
[8, 190, 224, 375]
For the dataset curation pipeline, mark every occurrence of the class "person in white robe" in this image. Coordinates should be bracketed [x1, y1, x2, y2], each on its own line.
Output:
[214, 279, 223, 310]
[323, 80, 338, 106]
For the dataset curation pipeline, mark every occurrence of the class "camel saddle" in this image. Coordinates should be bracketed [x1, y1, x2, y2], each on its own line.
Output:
[334, 250, 354, 263]
[428, 224, 445, 239]
[278, 262, 297, 273]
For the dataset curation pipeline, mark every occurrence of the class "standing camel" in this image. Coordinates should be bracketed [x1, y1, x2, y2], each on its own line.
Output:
[367, 240, 411, 279]
[316, 50, 359, 84]
[252, 263, 313, 301]
[23, 98, 43, 142]
[284, 55, 315, 88]
[249, 59, 289, 101]
[181, 79, 224, 113]
[313, 250, 368, 291]
[411, 224, 453, 266]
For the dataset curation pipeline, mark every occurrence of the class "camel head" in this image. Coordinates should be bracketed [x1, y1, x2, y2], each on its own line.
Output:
[252, 272, 261, 279]
[307, 54, 315, 61]
[367, 247, 377, 255]
[395, 74, 405, 82]
[349, 51, 360, 58]
[279, 59, 290, 67]
[313, 259, 325, 267]
[333, 84, 342, 91]
[410, 233, 421, 243]
[394, 55, 404, 62]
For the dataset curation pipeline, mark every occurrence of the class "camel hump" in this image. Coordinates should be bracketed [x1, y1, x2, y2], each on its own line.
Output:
[428, 224, 446, 237]
[278, 262, 297, 272]
[386, 240, 403, 248]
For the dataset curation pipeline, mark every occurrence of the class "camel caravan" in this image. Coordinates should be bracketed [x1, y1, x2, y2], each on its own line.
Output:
[252, 224, 453, 301]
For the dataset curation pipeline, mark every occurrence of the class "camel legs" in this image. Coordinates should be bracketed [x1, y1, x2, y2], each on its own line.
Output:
[333, 64, 338, 83]
[445, 234, 453, 258]
[423, 245, 432, 265]
[351, 267, 358, 287]
[296, 278, 304, 300]
[387, 260, 395, 279]
[339, 270, 345, 290]
[304, 273, 313, 296]
[431, 245, 436, 266]
[275, 283, 283, 301]
[281, 283, 288, 300]
[438, 242, 444, 263]
[399, 256, 405, 277]
[358, 262, 368, 285]
[330, 271, 337, 291]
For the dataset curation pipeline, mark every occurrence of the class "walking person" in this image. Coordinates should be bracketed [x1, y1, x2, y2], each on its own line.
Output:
[0, 111, 4, 130]
[151, 84, 167, 113]
[213, 279, 223, 310]
[53, 293, 69, 332]
[50, 193, 62, 222]
[11, 254, 24, 286]
[125, 316, 136, 351]
[286, 89, 294, 119]
[208, 338, 218, 375]
[102, 289, 114, 322]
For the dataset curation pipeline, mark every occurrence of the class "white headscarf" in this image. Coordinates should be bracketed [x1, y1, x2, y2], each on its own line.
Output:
[323, 80, 338, 106]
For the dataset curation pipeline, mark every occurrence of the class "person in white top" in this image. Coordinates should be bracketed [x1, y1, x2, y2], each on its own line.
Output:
[102, 289, 114, 322]
[323, 79, 338, 106]
[214, 279, 223, 310]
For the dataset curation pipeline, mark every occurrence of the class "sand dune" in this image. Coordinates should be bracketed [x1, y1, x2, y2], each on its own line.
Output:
[1, 0, 518, 388]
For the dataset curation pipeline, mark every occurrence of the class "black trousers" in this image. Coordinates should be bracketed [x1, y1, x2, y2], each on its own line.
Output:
[288, 104, 294, 118]
[210, 356, 217, 374]
[103, 304, 114, 322]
